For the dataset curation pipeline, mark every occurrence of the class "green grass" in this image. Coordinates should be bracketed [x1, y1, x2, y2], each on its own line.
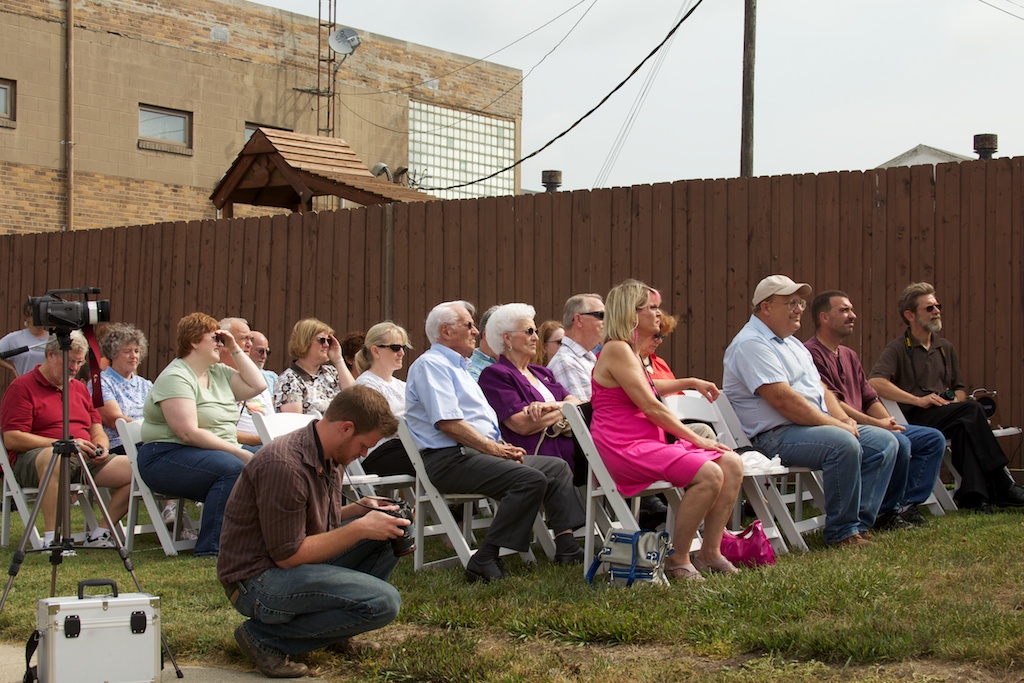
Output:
[1, 506, 1023, 681]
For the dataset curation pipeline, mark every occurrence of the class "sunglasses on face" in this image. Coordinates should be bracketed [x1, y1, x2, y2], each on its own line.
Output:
[254, 348, 270, 356]
[923, 303, 942, 313]
[580, 311, 604, 321]
[521, 328, 538, 337]
[378, 344, 411, 353]
[316, 337, 331, 346]
[652, 333, 665, 341]
[547, 339, 562, 346]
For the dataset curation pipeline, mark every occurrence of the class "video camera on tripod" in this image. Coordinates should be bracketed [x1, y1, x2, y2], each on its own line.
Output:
[28, 287, 110, 331]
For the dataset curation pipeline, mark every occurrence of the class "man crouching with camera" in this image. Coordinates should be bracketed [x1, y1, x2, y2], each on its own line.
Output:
[218, 385, 410, 679]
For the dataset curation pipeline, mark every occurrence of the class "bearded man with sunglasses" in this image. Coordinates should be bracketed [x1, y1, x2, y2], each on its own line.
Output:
[869, 282, 1024, 511]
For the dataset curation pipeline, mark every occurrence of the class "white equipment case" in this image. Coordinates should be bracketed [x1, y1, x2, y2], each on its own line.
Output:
[35, 579, 160, 683]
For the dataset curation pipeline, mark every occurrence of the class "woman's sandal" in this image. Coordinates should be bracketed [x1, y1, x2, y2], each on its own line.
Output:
[692, 555, 740, 575]
[665, 562, 705, 582]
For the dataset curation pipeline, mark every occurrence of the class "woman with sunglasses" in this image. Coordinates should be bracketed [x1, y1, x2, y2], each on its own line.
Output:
[273, 318, 355, 415]
[138, 312, 267, 557]
[532, 320, 564, 367]
[478, 304, 582, 473]
[353, 322, 416, 476]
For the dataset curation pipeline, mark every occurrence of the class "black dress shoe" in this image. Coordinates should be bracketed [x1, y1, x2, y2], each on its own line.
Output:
[993, 483, 1024, 508]
[465, 553, 506, 583]
[553, 545, 585, 565]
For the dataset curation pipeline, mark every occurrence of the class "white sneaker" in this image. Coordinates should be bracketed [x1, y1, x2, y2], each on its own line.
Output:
[84, 530, 115, 548]
[162, 501, 177, 526]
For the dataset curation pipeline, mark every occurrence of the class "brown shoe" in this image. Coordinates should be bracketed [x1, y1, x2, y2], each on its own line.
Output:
[328, 636, 381, 656]
[234, 624, 309, 678]
[834, 533, 873, 548]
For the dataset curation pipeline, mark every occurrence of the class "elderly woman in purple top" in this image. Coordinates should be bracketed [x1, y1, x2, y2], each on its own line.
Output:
[478, 303, 583, 471]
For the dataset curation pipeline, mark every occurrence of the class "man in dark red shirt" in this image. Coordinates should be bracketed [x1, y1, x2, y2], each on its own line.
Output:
[0, 331, 132, 548]
[218, 385, 408, 679]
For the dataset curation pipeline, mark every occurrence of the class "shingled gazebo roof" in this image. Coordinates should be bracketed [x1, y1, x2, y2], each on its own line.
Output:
[210, 128, 435, 216]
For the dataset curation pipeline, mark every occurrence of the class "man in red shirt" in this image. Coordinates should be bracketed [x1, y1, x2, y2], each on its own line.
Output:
[0, 331, 132, 548]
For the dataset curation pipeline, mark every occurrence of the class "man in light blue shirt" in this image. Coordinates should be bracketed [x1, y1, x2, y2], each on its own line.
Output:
[466, 306, 499, 382]
[405, 301, 584, 583]
[723, 275, 898, 547]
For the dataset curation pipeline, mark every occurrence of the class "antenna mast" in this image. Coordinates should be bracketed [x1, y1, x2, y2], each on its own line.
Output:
[316, 0, 337, 138]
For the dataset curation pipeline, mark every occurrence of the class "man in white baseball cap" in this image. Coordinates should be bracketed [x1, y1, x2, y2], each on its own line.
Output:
[723, 275, 899, 548]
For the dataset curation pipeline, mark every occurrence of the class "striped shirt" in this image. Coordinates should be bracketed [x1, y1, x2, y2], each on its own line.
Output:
[217, 421, 345, 588]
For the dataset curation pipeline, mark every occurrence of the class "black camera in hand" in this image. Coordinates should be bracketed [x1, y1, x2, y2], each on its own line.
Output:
[377, 497, 415, 557]
[941, 389, 957, 401]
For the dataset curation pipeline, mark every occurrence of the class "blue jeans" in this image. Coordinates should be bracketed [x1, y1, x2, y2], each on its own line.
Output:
[136, 442, 257, 556]
[754, 424, 898, 544]
[891, 424, 946, 508]
[231, 538, 401, 656]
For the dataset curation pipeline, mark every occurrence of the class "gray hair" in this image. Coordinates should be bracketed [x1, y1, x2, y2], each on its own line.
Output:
[425, 300, 475, 343]
[562, 293, 603, 328]
[99, 322, 148, 361]
[486, 303, 535, 355]
[219, 317, 249, 331]
[45, 330, 88, 355]
[898, 282, 936, 325]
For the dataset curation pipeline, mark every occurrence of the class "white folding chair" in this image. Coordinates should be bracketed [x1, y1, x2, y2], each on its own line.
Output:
[1, 440, 101, 549]
[252, 413, 417, 502]
[252, 411, 317, 445]
[395, 417, 546, 571]
[693, 393, 828, 553]
[560, 403, 687, 578]
[880, 398, 956, 514]
[116, 419, 199, 556]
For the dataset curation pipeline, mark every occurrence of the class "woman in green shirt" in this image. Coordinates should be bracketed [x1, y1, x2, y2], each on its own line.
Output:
[139, 312, 267, 557]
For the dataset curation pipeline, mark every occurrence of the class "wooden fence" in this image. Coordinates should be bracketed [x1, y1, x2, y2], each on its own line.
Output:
[2, 156, 1023, 465]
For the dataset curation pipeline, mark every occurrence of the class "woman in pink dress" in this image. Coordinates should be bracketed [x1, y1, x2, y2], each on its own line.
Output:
[590, 279, 743, 580]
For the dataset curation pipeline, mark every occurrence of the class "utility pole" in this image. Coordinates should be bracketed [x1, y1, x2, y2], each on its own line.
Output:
[740, 0, 756, 178]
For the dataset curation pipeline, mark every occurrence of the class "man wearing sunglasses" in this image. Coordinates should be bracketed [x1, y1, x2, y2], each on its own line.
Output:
[249, 331, 278, 394]
[869, 282, 1024, 512]
[548, 293, 605, 401]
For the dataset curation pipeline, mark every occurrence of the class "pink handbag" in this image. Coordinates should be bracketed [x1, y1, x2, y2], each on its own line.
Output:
[720, 520, 776, 568]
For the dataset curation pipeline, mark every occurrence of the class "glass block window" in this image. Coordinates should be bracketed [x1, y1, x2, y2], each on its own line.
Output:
[409, 101, 516, 200]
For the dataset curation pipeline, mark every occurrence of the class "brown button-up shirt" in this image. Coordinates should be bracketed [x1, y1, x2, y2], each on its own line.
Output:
[217, 421, 345, 588]
[869, 331, 965, 405]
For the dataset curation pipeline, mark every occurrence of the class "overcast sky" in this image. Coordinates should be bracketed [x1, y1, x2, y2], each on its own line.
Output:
[258, 0, 1024, 192]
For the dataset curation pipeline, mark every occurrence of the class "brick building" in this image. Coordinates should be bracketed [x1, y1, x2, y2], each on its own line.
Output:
[0, 0, 522, 233]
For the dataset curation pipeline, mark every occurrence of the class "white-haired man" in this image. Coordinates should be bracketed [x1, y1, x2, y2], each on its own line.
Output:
[220, 317, 274, 447]
[405, 301, 585, 583]
[249, 331, 278, 395]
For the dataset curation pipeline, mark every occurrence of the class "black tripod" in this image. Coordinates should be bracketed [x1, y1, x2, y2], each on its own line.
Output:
[0, 329, 183, 678]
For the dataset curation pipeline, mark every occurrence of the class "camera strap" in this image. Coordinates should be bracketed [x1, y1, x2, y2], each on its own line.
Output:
[82, 326, 104, 408]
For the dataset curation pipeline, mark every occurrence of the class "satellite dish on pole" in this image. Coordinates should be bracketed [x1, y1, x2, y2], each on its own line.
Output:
[328, 28, 361, 55]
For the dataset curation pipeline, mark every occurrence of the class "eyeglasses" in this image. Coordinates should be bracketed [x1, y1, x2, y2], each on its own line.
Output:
[521, 328, 538, 337]
[316, 336, 331, 346]
[547, 339, 562, 346]
[923, 303, 943, 313]
[776, 298, 807, 311]
[580, 311, 604, 321]
[254, 348, 270, 357]
[378, 344, 411, 353]
[652, 333, 665, 341]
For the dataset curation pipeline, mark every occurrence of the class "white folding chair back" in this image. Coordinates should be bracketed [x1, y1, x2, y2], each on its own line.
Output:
[343, 456, 416, 502]
[0, 441, 101, 549]
[395, 417, 540, 571]
[116, 418, 199, 556]
[666, 392, 827, 553]
[560, 403, 687, 577]
[880, 398, 956, 514]
[252, 412, 317, 446]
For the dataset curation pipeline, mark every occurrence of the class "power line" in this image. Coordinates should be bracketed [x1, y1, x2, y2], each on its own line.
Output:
[337, 0, 592, 99]
[975, 0, 1024, 20]
[593, 1, 694, 188]
[423, 0, 707, 192]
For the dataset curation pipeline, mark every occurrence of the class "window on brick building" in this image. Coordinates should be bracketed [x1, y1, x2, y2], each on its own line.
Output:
[0, 79, 15, 125]
[139, 104, 192, 148]
[244, 123, 291, 143]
